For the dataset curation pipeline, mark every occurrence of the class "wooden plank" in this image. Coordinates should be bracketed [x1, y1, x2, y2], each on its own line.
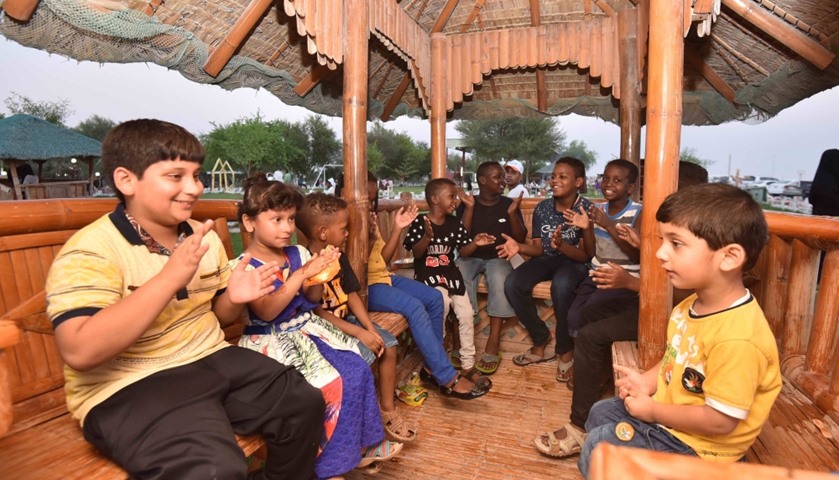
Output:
[781, 239, 818, 357]
[805, 249, 839, 375]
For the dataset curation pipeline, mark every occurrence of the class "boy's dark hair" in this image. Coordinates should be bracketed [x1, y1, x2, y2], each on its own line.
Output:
[678, 161, 709, 188]
[476, 161, 502, 179]
[297, 192, 348, 238]
[335, 171, 379, 211]
[605, 159, 639, 184]
[555, 156, 586, 179]
[425, 178, 456, 202]
[239, 172, 304, 222]
[656, 183, 767, 271]
[102, 119, 205, 202]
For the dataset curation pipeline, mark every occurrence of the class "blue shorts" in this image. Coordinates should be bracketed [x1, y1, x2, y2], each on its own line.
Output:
[346, 314, 399, 365]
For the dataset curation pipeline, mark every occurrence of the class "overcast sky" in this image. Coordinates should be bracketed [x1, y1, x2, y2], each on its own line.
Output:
[2, 37, 836, 179]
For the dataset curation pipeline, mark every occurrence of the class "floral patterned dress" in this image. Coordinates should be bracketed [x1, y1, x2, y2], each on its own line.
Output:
[236, 245, 384, 479]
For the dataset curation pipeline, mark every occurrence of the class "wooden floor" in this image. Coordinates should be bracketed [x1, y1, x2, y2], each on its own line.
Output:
[347, 307, 586, 480]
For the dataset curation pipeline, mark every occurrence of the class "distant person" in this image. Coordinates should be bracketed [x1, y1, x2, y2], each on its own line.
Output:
[273, 168, 284, 182]
[504, 160, 530, 198]
[809, 149, 839, 217]
[577, 183, 780, 477]
[324, 178, 336, 195]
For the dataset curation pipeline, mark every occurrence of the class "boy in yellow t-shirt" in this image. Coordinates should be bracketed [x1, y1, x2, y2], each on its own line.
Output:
[46, 119, 324, 479]
[578, 183, 781, 478]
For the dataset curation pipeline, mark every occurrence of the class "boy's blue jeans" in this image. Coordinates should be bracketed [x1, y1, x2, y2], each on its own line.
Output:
[368, 275, 458, 386]
[579, 397, 696, 479]
[456, 257, 515, 318]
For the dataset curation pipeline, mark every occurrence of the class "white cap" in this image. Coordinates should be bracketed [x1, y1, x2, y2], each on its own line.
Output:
[327, 177, 335, 185]
[505, 160, 524, 174]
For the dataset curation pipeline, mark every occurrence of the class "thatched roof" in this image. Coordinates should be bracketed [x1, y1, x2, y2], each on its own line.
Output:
[0, 114, 101, 160]
[1, 0, 837, 126]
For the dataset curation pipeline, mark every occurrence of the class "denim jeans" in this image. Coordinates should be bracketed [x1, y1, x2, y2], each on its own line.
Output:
[578, 397, 696, 479]
[367, 275, 458, 385]
[503, 255, 588, 355]
[456, 256, 515, 318]
[344, 315, 399, 365]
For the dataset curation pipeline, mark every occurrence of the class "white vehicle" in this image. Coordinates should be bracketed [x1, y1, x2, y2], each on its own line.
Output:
[766, 180, 795, 195]
[744, 176, 780, 188]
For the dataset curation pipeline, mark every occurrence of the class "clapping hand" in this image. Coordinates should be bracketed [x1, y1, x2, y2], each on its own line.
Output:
[394, 204, 419, 230]
[507, 192, 524, 216]
[496, 233, 520, 259]
[590, 262, 634, 290]
[589, 206, 613, 229]
[301, 247, 341, 280]
[422, 216, 435, 239]
[456, 187, 475, 209]
[368, 212, 380, 242]
[164, 219, 213, 290]
[473, 233, 496, 246]
[616, 224, 641, 249]
[227, 252, 281, 304]
[563, 207, 590, 230]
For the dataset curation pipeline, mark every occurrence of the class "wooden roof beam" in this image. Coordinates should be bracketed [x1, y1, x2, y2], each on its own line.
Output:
[529, 0, 548, 112]
[381, 0, 462, 120]
[722, 0, 835, 69]
[685, 47, 736, 104]
[2, 0, 39, 21]
[203, 0, 274, 78]
[294, 65, 335, 96]
[594, 0, 617, 16]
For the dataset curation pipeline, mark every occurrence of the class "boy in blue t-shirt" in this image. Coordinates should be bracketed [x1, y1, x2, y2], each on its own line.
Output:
[498, 157, 593, 374]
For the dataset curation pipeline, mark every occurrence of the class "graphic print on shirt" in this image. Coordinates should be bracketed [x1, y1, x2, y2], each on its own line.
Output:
[660, 307, 705, 394]
[322, 276, 350, 319]
[403, 214, 471, 295]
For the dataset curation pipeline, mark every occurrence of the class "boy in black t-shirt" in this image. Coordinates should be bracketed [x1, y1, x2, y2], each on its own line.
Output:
[404, 178, 494, 377]
[456, 161, 526, 374]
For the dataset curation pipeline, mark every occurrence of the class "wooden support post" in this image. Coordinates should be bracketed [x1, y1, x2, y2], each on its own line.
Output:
[781, 239, 818, 357]
[758, 235, 791, 338]
[2, 0, 39, 21]
[8, 160, 23, 200]
[722, 0, 835, 69]
[203, 0, 274, 77]
[529, 0, 547, 113]
[618, 7, 642, 167]
[343, 0, 371, 296]
[806, 249, 839, 375]
[430, 33, 448, 180]
[637, 0, 684, 370]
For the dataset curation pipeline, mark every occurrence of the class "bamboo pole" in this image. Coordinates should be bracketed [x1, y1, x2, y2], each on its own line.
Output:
[343, 0, 370, 297]
[637, 0, 684, 370]
[722, 0, 835, 69]
[618, 8, 642, 167]
[805, 249, 839, 375]
[759, 235, 791, 338]
[203, 0, 274, 77]
[431, 33, 448, 180]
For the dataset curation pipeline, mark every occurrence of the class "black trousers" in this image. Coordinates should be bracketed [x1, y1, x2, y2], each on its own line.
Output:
[570, 295, 640, 429]
[83, 346, 325, 480]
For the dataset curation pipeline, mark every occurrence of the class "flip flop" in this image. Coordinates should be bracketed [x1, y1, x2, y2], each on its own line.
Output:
[512, 351, 557, 366]
[476, 352, 501, 374]
[556, 358, 574, 383]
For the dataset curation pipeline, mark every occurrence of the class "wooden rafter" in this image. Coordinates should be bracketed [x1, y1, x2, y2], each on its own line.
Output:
[294, 65, 335, 96]
[685, 47, 737, 104]
[143, 0, 164, 16]
[203, 0, 274, 77]
[380, 0, 462, 120]
[266, 41, 291, 68]
[721, 0, 835, 69]
[529, 0, 548, 112]
[712, 42, 750, 83]
[593, 0, 616, 16]
[711, 32, 770, 76]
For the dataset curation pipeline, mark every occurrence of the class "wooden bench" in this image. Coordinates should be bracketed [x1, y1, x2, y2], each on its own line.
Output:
[0, 198, 410, 480]
[611, 211, 839, 473]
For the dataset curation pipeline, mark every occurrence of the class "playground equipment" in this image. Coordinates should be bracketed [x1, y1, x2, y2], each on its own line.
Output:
[210, 158, 239, 192]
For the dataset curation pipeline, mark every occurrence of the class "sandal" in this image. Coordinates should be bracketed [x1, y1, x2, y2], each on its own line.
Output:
[533, 424, 587, 458]
[556, 358, 574, 383]
[381, 409, 418, 442]
[438, 373, 490, 400]
[512, 351, 557, 366]
[461, 367, 493, 391]
[449, 351, 462, 370]
[476, 352, 501, 375]
[357, 440, 403, 468]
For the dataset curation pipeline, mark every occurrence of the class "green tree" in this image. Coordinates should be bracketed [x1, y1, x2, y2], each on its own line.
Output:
[74, 115, 116, 141]
[304, 115, 341, 169]
[680, 147, 714, 168]
[4, 92, 73, 125]
[367, 122, 430, 181]
[202, 113, 305, 176]
[367, 143, 385, 175]
[559, 140, 598, 169]
[454, 117, 566, 179]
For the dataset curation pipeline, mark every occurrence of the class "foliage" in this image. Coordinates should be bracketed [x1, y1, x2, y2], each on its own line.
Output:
[454, 117, 566, 178]
[73, 115, 116, 141]
[303, 115, 341, 171]
[201, 113, 306, 177]
[680, 147, 714, 168]
[367, 122, 430, 181]
[4, 92, 73, 125]
[558, 140, 598, 169]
